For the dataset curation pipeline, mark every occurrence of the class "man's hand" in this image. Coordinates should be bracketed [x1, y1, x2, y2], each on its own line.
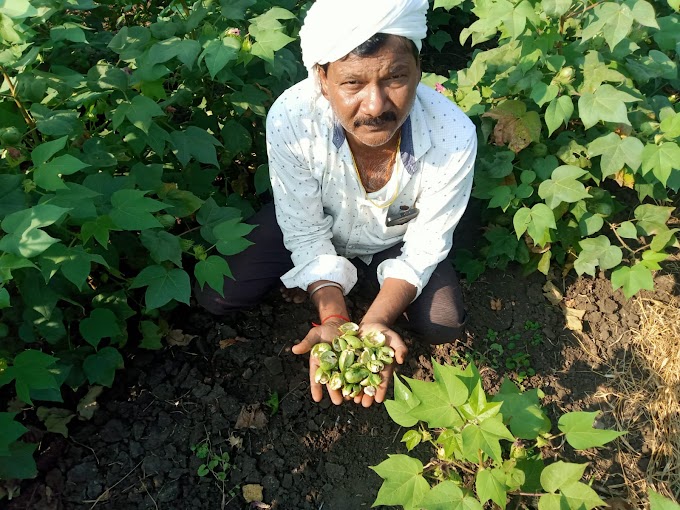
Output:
[291, 320, 407, 407]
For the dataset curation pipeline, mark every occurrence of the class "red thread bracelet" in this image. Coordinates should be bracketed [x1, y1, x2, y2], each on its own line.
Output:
[312, 314, 350, 328]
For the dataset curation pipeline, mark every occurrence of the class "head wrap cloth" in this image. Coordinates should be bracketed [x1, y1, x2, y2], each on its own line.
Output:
[299, 0, 429, 73]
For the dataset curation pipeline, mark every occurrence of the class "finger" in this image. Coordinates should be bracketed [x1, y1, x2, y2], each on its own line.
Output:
[374, 367, 393, 403]
[394, 344, 408, 364]
[308, 358, 323, 402]
[328, 387, 343, 405]
[291, 329, 319, 355]
[353, 393, 363, 404]
[361, 391, 376, 407]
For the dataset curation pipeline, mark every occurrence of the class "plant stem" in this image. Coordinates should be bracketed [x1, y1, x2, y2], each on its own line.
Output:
[1, 67, 37, 132]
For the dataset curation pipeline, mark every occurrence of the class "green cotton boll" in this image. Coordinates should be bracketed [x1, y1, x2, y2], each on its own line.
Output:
[338, 322, 359, 334]
[332, 336, 347, 352]
[364, 385, 377, 397]
[328, 372, 344, 391]
[319, 350, 337, 367]
[342, 334, 363, 349]
[359, 349, 372, 365]
[314, 367, 330, 385]
[342, 384, 353, 397]
[367, 360, 384, 373]
[338, 350, 355, 372]
[368, 373, 382, 387]
[345, 364, 370, 384]
[311, 343, 332, 358]
[362, 330, 386, 347]
[349, 384, 362, 398]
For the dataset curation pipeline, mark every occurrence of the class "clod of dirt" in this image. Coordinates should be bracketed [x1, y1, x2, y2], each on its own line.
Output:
[242, 484, 264, 503]
[235, 404, 268, 429]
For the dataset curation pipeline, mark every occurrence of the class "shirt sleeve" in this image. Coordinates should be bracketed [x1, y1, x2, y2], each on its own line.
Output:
[376, 131, 477, 299]
[265, 101, 357, 294]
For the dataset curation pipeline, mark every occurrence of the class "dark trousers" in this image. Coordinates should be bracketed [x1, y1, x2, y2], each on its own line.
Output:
[194, 203, 466, 344]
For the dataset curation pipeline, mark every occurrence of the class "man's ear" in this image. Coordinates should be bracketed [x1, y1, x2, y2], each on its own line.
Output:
[317, 65, 330, 100]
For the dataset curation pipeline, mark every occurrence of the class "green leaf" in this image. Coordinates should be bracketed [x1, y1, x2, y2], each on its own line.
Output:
[0, 0, 38, 18]
[578, 84, 637, 129]
[476, 468, 508, 509]
[127, 95, 165, 134]
[140, 320, 163, 350]
[405, 374, 466, 428]
[109, 189, 166, 230]
[635, 205, 674, 235]
[641, 143, 680, 186]
[83, 347, 124, 387]
[249, 10, 295, 62]
[199, 37, 240, 78]
[561, 480, 607, 509]
[194, 256, 233, 296]
[140, 229, 183, 267]
[34, 154, 89, 191]
[540, 461, 587, 493]
[0, 287, 9, 309]
[478, 150, 515, 179]
[385, 374, 421, 427]
[649, 489, 680, 510]
[31, 105, 81, 137]
[0, 412, 27, 456]
[0, 350, 60, 405]
[531, 82, 559, 108]
[401, 430, 422, 451]
[81, 215, 117, 248]
[538, 165, 590, 209]
[462, 414, 515, 463]
[130, 265, 191, 309]
[434, 0, 465, 9]
[31, 136, 68, 166]
[147, 38, 201, 68]
[601, 2, 634, 50]
[492, 378, 551, 439]
[79, 308, 122, 349]
[587, 133, 643, 178]
[231, 84, 270, 117]
[220, 0, 255, 19]
[0, 204, 70, 258]
[39, 244, 108, 290]
[631, 0, 659, 28]
[558, 411, 626, 449]
[36, 407, 75, 437]
[432, 360, 470, 407]
[459, 381, 502, 422]
[617, 221, 637, 239]
[50, 23, 87, 43]
[213, 218, 256, 256]
[611, 263, 655, 298]
[421, 481, 483, 510]
[541, 0, 573, 17]
[660, 112, 680, 140]
[170, 126, 222, 167]
[545, 96, 573, 136]
[574, 236, 623, 276]
[429, 30, 452, 52]
[538, 493, 570, 510]
[482, 100, 541, 153]
[0, 441, 37, 480]
[513, 204, 556, 247]
[650, 230, 678, 253]
[221, 120, 252, 161]
[371, 455, 430, 510]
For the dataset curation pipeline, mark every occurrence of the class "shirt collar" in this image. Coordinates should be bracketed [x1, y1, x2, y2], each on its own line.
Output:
[331, 87, 432, 175]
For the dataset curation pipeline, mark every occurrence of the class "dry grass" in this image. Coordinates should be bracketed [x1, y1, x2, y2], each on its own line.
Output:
[597, 295, 680, 505]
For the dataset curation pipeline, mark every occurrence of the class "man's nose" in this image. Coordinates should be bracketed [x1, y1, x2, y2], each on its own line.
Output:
[361, 83, 389, 117]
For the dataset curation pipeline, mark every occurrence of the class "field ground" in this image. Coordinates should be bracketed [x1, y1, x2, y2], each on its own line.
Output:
[6, 209, 679, 510]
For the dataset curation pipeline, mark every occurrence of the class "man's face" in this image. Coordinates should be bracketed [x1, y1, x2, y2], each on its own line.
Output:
[319, 35, 421, 149]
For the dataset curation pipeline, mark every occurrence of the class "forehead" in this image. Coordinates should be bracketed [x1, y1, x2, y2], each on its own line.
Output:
[328, 36, 416, 75]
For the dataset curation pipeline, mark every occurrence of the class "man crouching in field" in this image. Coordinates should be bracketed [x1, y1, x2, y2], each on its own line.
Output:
[196, 0, 477, 407]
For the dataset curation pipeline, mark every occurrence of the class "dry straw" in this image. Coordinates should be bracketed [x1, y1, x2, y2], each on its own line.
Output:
[598, 295, 680, 505]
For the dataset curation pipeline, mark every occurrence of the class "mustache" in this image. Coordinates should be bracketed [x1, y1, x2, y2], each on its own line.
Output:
[354, 111, 397, 128]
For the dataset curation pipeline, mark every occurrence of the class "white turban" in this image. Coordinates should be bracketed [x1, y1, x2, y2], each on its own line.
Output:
[299, 0, 428, 73]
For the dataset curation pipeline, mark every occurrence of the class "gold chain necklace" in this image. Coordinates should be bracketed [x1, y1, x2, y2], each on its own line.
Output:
[350, 135, 402, 209]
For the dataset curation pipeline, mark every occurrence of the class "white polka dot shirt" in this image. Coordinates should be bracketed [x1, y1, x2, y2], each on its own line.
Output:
[266, 77, 477, 299]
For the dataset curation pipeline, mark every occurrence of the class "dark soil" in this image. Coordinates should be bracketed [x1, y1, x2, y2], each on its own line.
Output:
[7, 217, 679, 510]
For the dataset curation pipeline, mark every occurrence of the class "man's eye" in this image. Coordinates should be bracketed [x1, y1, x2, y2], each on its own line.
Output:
[343, 80, 359, 86]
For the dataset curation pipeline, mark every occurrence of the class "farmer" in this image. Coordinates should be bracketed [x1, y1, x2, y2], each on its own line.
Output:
[196, 0, 477, 407]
